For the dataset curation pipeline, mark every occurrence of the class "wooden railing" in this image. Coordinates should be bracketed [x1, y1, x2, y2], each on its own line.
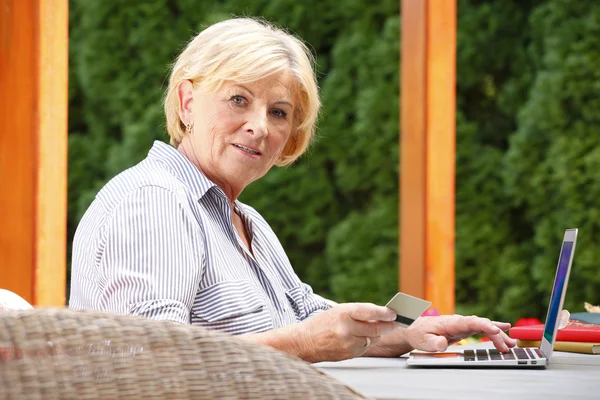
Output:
[0, 0, 68, 306]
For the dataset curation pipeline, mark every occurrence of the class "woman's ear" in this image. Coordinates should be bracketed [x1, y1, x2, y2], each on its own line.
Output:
[177, 80, 194, 127]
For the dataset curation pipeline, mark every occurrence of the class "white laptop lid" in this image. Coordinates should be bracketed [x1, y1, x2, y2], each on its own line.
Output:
[539, 228, 578, 360]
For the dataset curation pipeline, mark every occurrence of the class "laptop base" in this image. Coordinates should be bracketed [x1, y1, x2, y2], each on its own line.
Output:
[406, 347, 548, 368]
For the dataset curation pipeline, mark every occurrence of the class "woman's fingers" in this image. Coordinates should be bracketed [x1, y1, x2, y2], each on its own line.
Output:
[407, 315, 516, 353]
[297, 302, 401, 362]
[466, 316, 501, 335]
[346, 303, 397, 323]
[473, 319, 515, 352]
[492, 321, 512, 331]
[352, 334, 383, 349]
[495, 329, 516, 351]
[443, 316, 512, 338]
[343, 304, 398, 348]
[351, 320, 398, 338]
[450, 317, 515, 352]
[487, 332, 509, 352]
[368, 335, 382, 347]
[419, 334, 448, 352]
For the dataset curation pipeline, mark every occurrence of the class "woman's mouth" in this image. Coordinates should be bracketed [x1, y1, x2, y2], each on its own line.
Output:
[233, 144, 261, 156]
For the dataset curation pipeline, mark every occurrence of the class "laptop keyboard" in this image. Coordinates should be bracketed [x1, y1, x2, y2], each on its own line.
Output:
[464, 348, 543, 362]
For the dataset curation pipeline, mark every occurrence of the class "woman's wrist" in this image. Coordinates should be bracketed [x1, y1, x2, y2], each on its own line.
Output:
[241, 323, 314, 362]
[365, 327, 414, 357]
[288, 322, 316, 362]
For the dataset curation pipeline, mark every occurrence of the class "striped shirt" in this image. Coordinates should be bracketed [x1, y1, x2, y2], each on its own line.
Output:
[69, 141, 330, 335]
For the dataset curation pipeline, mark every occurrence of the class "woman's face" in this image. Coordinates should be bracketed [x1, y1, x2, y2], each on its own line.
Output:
[178, 71, 296, 199]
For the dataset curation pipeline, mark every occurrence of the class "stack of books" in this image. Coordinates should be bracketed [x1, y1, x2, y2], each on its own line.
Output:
[509, 312, 600, 354]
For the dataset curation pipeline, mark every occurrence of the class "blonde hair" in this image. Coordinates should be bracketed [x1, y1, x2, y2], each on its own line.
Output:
[164, 18, 320, 166]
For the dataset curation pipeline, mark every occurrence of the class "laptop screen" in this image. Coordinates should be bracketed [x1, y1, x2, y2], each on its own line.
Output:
[542, 240, 574, 343]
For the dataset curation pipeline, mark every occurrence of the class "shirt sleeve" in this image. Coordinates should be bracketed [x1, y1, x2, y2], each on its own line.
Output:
[301, 283, 332, 319]
[97, 186, 204, 324]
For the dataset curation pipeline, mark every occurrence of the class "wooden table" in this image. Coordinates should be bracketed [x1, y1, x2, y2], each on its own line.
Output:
[314, 342, 600, 399]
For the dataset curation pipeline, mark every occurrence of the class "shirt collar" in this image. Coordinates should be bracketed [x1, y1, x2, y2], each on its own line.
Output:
[147, 140, 218, 201]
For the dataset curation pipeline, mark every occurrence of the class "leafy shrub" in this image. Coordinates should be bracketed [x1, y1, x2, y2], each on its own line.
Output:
[68, 0, 600, 321]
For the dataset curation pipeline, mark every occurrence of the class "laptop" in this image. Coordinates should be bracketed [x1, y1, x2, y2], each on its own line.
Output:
[406, 228, 578, 368]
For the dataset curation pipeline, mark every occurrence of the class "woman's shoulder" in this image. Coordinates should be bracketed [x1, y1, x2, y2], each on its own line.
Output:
[95, 158, 189, 211]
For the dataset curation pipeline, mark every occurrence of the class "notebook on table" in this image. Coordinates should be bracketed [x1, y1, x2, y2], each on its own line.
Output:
[407, 228, 578, 368]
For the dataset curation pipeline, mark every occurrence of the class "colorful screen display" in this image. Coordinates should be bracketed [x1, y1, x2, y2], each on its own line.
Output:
[543, 241, 573, 343]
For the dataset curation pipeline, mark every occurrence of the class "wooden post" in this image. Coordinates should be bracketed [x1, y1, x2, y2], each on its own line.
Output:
[0, 0, 68, 306]
[400, 0, 456, 314]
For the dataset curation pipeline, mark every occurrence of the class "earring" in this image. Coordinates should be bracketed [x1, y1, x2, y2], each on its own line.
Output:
[186, 122, 192, 133]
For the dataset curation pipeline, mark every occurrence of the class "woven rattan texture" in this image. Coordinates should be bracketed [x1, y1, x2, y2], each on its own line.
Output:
[0, 309, 370, 400]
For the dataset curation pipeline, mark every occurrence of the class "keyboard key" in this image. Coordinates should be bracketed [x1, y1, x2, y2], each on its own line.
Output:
[503, 352, 515, 360]
[535, 349, 543, 358]
[464, 350, 475, 361]
[476, 349, 489, 361]
[513, 348, 530, 360]
[488, 349, 502, 358]
[525, 348, 535, 359]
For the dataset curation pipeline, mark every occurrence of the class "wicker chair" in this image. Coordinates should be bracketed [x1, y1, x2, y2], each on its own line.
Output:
[0, 308, 370, 400]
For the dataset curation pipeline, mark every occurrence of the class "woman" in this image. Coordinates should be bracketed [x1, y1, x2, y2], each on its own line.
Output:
[69, 17, 515, 362]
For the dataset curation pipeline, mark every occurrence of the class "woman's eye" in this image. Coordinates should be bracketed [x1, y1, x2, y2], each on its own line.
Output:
[271, 109, 288, 119]
[231, 95, 245, 106]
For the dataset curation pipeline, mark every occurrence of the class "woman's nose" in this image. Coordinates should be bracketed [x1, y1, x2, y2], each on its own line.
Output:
[245, 110, 268, 138]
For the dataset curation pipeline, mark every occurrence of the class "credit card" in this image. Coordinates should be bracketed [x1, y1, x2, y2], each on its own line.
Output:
[385, 292, 431, 328]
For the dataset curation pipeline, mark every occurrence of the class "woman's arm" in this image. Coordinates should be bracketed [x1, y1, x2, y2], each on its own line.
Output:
[243, 311, 517, 362]
[241, 303, 398, 362]
[93, 187, 203, 323]
[241, 323, 307, 359]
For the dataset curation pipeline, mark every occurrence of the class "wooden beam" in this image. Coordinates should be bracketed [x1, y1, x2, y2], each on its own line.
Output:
[0, 0, 36, 303]
[400, 0, 456, 314]
[0, 0, 68, 306]
[400, 0, 427, 300]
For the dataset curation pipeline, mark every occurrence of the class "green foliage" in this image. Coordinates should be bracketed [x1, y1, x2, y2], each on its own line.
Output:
[503, 0, 600, 316]
[455, 0, 600, 321]
[68, 0, 399, 304]
[454, 0, 541, 321]
[68, 0, 600, 321]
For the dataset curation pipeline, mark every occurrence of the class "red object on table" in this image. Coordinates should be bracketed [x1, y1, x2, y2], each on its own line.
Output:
[510, 320, 600, 342]
[514, 317, 543, 327]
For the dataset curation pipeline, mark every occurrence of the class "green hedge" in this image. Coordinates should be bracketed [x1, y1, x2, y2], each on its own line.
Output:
[68, 0, 600, 321]
[455, 0, 600, 321]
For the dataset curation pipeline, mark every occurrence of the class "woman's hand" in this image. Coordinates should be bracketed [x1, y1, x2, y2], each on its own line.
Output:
[246, 309, 515, 362]
[291, 303, 398, 362]
[401, 315, 516, 353]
